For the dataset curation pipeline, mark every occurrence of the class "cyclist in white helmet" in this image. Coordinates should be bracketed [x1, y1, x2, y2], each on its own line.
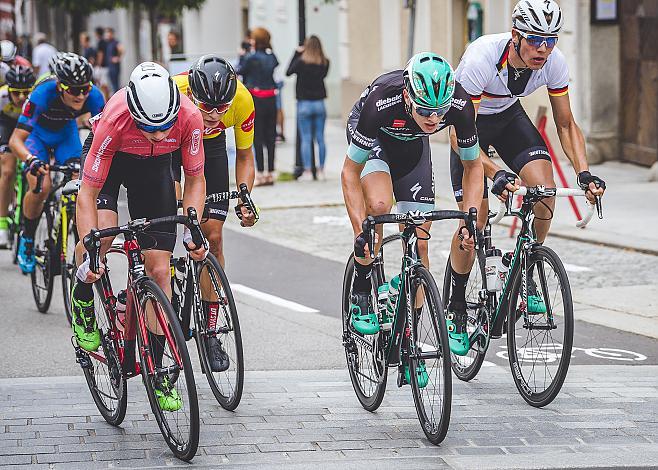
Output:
[71, 62, 207, 412]
[447, 0, 606, 349]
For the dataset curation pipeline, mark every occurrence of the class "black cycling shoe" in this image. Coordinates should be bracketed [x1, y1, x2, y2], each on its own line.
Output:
[207, 336, 230, 372]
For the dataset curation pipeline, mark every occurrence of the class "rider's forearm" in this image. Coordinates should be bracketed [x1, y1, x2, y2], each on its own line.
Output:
[341, 157, 367, 235]
[181, 172, 206, 223]
[556, 119, 588, 174]
[480, 149, 503, 180]
[461, 158, 485, 215]
[8, 129, 32, 162]
[235, 148, 256, 192]
[76, 184, 101, 243]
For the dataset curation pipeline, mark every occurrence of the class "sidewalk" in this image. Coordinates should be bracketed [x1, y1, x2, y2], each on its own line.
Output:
[228, 119, 658, 340]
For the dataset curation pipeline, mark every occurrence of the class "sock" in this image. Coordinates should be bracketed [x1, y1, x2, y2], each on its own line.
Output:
[22, 216, 38, 239]
[450, 266, 470, 305]
[148, 331, 165, 369]
[72, 280, 94, 302]
[352, 261, 373, 295]
[0, 217, 8, 230]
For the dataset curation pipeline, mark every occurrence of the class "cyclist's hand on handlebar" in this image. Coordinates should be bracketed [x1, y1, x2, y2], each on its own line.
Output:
[76, 255, 105, 284]
[577, 171, 606, 204]
[491, 169, 520, 202]
[457, 225, 475, 252]
[236, 203, 258, 227]
[183, 226, 208, 261]
[26, 157, 48, 177]
[354, 231, 379, 259]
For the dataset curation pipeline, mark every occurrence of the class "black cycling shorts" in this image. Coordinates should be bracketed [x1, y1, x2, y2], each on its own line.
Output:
[346, 113, 435, 213]
[450, 100, 550, 202]
[172, 133, 229, 221]
[0, 116, 17, 148]
[97, 152, 177, 252]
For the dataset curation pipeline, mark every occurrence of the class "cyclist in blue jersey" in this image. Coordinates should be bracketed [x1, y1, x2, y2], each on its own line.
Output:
[9, 52, 104, 274]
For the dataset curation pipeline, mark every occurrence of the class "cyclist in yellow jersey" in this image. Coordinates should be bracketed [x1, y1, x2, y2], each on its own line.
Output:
[172, 55, 257, 373]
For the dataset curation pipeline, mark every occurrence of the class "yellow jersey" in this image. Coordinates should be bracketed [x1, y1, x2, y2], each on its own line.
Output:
[173, 73, 255, 150]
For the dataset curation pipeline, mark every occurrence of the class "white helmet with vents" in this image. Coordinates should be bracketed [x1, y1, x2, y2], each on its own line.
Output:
[512, 0, 563, 35]
[126, 61, 180, 126]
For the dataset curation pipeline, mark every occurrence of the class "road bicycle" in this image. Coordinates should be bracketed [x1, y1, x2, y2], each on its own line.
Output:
[30, 162, 80, 315]
[171, 183, 257, 411]
[342, 208, 477, 444]
[74, 209, 204, 461]
[5, 155, 26, 263]
[442, 186, 602, 407]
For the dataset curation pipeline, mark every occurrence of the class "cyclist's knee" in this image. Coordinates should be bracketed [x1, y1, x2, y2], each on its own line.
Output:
[206, 230, 224, 259]
[367, 199, 392, 216]
[148, 262, 171, 286]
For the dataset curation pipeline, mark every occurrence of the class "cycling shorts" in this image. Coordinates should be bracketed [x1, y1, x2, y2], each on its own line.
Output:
[0, 116, 17, 147]
[172, 132, 229, 221]
[346, 118, 435, 213]
[25, 120, 82, 165]
[96, 151, 177, 252]
[450, 100, 550, 202]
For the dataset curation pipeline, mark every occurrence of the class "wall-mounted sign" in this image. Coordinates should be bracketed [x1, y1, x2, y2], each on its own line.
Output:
[591, 0, 619, 24]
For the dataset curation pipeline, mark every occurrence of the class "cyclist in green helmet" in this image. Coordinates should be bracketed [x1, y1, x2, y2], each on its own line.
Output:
[342, 51, 485, 366]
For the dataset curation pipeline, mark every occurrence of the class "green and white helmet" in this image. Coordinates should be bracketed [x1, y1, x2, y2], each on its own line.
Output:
[403, 52, 455, 110]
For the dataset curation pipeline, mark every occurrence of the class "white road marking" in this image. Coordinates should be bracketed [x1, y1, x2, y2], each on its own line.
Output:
[313, 215, 351, 226]
[563, 263, 592, 272]
[232, 284, 320, 313]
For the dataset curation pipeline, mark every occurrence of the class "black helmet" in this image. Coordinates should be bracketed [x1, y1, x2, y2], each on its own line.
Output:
[5, 65, 35, 89]
[188, 55, 237, 106]
[54, 52, 92, 86]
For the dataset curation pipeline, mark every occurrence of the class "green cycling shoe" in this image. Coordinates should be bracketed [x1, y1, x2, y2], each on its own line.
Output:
[155, 376, 182, 412]
[404, 360, 429, 388]
[350, 293, 380, 335]
[71, 286, 101, 352]
[527, 277, 547, 314]
[446, 301, 470, 356]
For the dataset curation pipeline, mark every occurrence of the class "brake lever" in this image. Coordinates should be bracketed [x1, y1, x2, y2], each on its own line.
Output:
[595, 195, 603, 219]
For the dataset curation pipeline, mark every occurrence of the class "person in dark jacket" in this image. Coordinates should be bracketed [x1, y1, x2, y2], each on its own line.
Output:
[238, 27, 279, 186]
[286, 35, 329, 181]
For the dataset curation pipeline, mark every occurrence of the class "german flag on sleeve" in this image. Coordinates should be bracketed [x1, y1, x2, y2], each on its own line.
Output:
[548, 85, 569, 97]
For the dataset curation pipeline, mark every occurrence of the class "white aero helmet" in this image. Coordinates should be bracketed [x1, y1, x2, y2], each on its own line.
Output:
[0, 40, 17, 63]
[512, 0, 563, 35]
[126, 61, 180, 126]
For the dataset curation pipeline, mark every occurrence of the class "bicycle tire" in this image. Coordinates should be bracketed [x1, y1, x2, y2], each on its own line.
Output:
[61, 216, 78, 326]
[507, 245, 574, 407]
[81, 281, 128, 426]
[442, 254, 488, 381]
[342, 255, 387, 412]
[409, 265, 452, 445]
[136, 278, 199, 461]
[31, 203, 55, 313]
[193, 253, 244, 411]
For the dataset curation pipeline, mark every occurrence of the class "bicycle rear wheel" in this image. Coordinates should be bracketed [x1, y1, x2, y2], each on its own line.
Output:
[409, 265, 452, 445]
[342, 255, 387, 412]
[31, 203, 55, 313]
[442, 254, 489, 381]
[80, 280, 128, 426]
[193, 253, 244, 411]
[61, 214, 78, 326]
[507, 245, 573, 407]
[137, 279, 199, 461]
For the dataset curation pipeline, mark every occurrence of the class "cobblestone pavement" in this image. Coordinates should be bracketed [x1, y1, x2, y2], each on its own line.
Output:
[1, 366, 658, 469]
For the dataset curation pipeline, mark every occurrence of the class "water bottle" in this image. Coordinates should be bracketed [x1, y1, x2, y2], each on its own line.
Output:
[384, 275, 401, 329]
[116, 290, 127, 332]
[498, 252, 514, 288]
[485, 248, 503, 292]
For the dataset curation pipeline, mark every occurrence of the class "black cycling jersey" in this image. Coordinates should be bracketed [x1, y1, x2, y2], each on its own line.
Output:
[346, 70, 480, 164]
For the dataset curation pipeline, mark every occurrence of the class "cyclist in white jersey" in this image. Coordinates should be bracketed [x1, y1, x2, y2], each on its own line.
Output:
[447, 0, 606, 340]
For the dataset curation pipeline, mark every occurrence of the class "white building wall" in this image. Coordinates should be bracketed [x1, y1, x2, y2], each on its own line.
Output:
[181, 1, 242, 62]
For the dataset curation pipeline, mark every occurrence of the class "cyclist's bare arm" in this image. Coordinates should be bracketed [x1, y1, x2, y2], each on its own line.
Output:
[549, 93, 588, 174]
[8, 128, 32, 162]
[235, 147, 256, 225]
[341, 156, 367, 237]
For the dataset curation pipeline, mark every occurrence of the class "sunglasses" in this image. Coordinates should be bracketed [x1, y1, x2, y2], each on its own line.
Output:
[8, 88, 31, 96]
[192, 96, 232, 114]
[135, 116, 178, 133]
[516, 30, 558, 49]
[411, 100, 451, 118]
[59, 82, 93, 96]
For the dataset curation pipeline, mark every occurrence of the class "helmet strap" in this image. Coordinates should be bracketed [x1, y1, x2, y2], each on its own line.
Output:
[510, 35, 531, 70]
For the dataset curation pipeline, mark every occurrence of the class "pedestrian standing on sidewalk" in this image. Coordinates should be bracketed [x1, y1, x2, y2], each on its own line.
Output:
[31, 33, 57, 77]
[286, 35, 329, 181]
[238, 27, 279, 186]
[103, 27, 123, 94]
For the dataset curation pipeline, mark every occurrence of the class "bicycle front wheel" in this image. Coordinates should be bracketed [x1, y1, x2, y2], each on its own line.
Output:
[507, 245, 574, 407]
[342, 255, 387, 412]
[409, 265, 452, 445]
[193, 253, 244, 411]
[137, 279, 199, 461]
[442, 254, 489, 381]
[31, 203, 56, 313]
